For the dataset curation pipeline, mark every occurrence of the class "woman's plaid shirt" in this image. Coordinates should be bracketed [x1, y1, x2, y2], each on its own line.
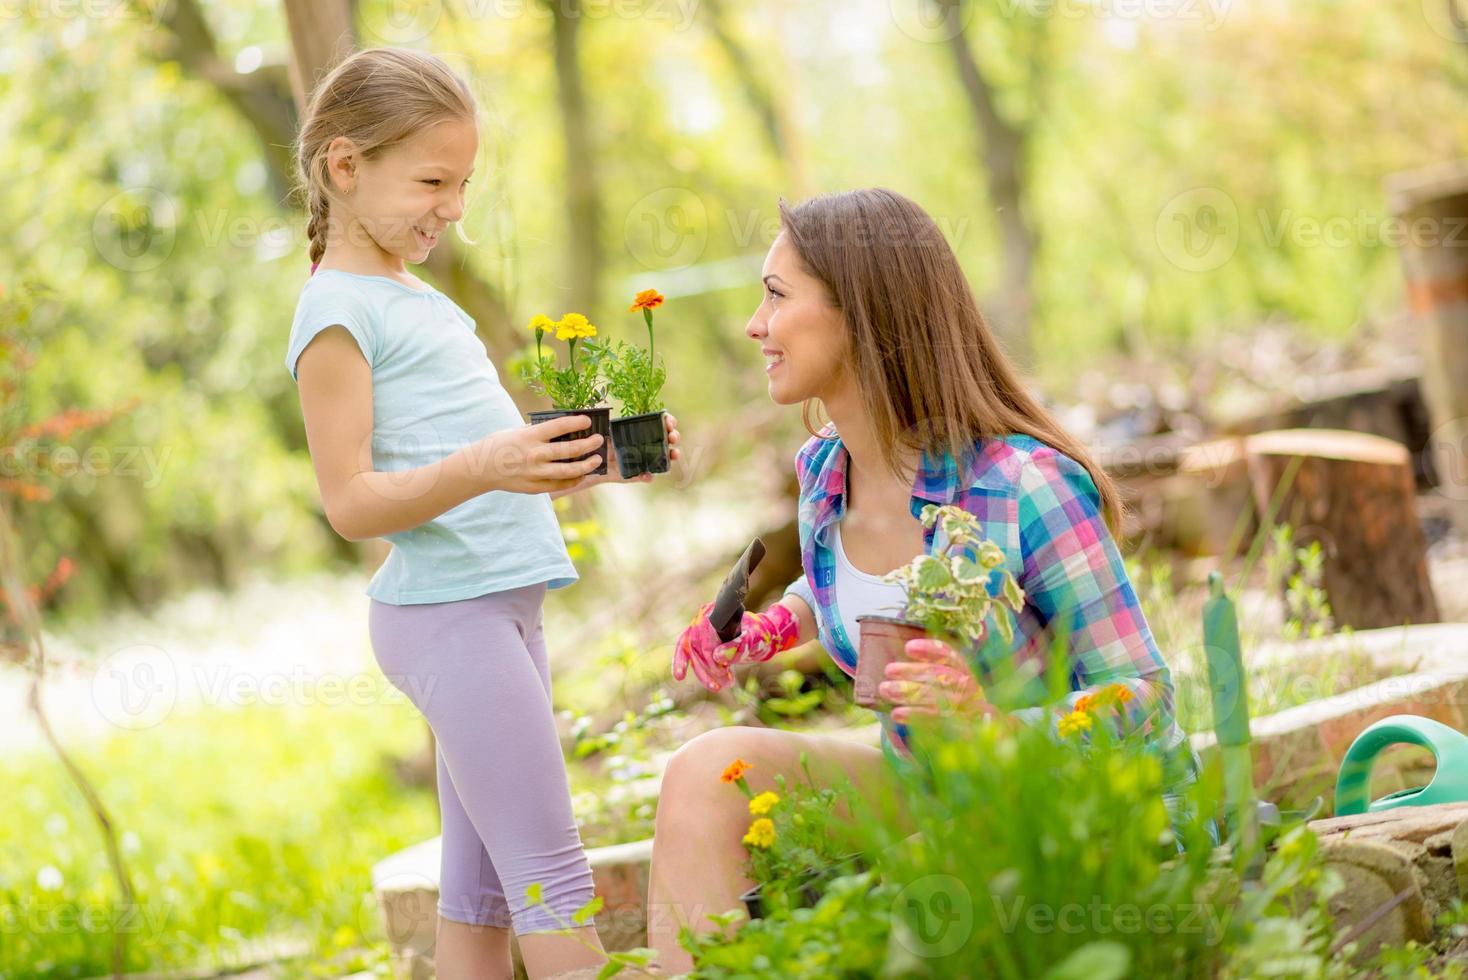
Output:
[782, 423, 1202, 796]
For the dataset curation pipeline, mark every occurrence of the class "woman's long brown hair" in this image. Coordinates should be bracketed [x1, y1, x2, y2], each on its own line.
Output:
[779, 188, 1125, 537]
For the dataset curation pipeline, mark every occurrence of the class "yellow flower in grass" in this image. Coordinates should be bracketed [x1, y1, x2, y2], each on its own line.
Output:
[721, 758, 752, 784]
[555, 312, 597, 341]
[1108, 683, 1134, 704]
[528, 313, 555, 336]
[742, 817, 775, 849]
[748, 791, 779, 816]
[1057, 709, 1093, 739]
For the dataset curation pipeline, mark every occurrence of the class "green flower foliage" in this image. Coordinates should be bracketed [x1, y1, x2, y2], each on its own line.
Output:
[602, 340, 667, 416]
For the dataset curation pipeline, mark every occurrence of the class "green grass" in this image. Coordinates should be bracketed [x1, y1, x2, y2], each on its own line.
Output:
[1, 697, 438, 978]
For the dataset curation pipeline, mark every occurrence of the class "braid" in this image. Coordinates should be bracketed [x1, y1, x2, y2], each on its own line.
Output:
[306, 187, 330, 269]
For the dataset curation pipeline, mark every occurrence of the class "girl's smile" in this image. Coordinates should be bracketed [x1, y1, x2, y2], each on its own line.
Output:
[325, 117, 476, 271]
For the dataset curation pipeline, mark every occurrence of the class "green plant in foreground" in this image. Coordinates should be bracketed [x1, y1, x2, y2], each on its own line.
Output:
[676, 700, 1368, 979]
[721, 753, 866, 909]
[603, 289, 669, 416]
[603, 341, 667, 416]
[518, 312, 609, 410]
[883, 503, 1025, 649]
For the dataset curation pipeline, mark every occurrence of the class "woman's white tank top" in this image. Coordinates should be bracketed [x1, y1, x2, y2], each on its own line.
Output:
[831, 520, 910, 649]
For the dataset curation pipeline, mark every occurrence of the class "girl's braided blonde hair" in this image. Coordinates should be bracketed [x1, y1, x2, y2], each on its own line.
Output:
[293, 47, 478, 268]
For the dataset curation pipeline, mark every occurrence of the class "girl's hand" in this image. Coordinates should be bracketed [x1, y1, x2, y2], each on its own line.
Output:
[483, 415, 609, 495]
[880, 637, 1010, 728]
[553, 413, 681, 496]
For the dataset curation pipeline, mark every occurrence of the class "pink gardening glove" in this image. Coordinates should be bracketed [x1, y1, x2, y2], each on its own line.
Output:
[672, 601, 801, 693]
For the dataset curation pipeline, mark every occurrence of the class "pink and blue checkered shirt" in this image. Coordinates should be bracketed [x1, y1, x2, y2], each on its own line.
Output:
[782, 422, 1201, 797]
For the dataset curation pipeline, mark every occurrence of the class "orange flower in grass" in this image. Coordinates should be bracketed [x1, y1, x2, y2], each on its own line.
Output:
[1109, 684, 1134, 704]
[721, 758, 752, 784]
[629, 288, 665, 312]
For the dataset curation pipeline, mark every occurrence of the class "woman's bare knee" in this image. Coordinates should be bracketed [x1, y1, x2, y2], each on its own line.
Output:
[662, 726, 772, 797]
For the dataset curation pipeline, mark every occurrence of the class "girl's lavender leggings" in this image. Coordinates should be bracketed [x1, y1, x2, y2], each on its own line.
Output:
[368, 581, 598, 934]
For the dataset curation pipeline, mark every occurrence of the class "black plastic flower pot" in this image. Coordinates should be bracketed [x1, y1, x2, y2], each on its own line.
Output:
[609, 410, 670, 479]
[527, 406, 611, 476]
[737, 850, 870, 921]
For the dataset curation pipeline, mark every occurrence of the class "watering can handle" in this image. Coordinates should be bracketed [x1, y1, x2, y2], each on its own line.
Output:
[1334, 714, 1468, 816]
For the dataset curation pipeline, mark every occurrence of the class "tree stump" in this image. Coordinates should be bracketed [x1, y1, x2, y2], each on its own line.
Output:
[1305, 801, 1468, 963]
[1179, 435, 1257, 558]
[1388, 160, 1468, 536]
[1243, 429, 1439, 630]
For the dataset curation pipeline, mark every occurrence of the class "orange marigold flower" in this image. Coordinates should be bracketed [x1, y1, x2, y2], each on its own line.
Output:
[1107, 684, 1134, 704]
[720, 758, 752, 784]
[629, 288, 665, 312]
[1074, 694, 1094, 714]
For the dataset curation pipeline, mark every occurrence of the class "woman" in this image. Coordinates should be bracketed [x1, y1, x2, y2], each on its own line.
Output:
[645, 188, 1208, 972]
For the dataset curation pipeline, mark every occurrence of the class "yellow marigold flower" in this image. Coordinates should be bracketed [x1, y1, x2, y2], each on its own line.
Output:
[554, 312, 596, 340]
[629, 288, 665, 312]
[1057, 710, 1094, 738]
[742, 817, 776, 849]
[720, 759, 752, 784]
[528, 313, 555, 336]
[748, 791, 780, 816]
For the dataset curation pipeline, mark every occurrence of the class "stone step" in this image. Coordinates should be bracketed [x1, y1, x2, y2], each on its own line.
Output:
[372, 835, 656, 980]
[372, 723, 884, 978]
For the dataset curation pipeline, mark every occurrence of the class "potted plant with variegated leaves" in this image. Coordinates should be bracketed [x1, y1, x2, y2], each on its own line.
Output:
[854, 503, 1025, 710]
[518, 311, 612, 475]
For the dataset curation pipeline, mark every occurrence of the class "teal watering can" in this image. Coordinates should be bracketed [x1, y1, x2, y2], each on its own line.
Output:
[1334, 715, 1468, 816]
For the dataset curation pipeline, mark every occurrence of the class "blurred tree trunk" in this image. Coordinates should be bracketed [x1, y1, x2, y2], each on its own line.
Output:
[930, 0, 1040, 368]
[545, 0, 603, 313]
[696, 0, 808, 195]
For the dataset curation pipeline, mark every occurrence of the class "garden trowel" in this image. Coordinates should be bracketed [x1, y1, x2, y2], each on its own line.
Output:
[709, 537, 766, 643]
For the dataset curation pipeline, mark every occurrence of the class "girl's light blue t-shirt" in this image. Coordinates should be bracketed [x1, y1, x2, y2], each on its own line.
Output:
[284, 269, 578, 604]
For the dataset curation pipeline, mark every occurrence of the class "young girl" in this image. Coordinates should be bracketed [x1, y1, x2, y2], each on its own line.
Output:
[649, 188, 1213, 971]
[283, 48, 679, 980]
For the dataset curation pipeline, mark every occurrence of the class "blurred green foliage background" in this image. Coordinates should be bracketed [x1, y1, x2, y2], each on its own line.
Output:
[6, 0, 1466, 622]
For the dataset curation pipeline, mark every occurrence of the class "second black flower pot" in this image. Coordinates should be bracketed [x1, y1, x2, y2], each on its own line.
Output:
[737, 850, 871, 921]
[527, 406, 611, 476]
[609, 410, 670, 479]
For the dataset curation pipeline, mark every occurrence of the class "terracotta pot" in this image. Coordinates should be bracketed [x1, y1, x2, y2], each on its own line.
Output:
[854, 615, 929, 710]
[527, 406, 611, 476]
[609, 410, 670, 478]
